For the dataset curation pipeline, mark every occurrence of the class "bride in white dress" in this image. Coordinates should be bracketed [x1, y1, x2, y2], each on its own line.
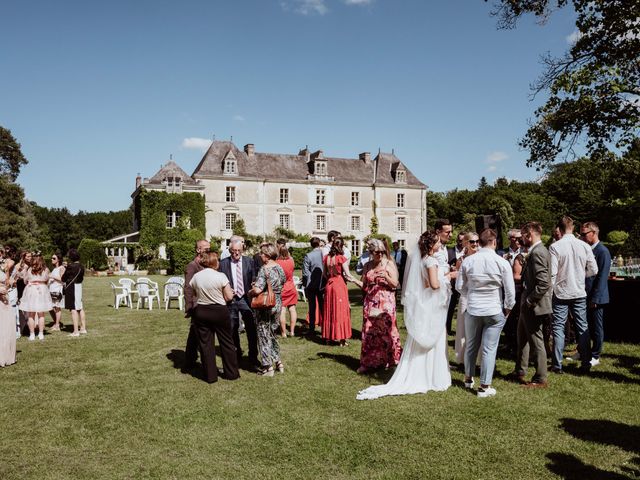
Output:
[357, 231, 452, 400]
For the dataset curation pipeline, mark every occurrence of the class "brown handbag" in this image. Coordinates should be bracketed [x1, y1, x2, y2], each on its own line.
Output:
[251, 268, 276, 309]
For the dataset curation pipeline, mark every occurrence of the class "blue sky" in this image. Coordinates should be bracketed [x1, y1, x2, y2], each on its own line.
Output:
[1, 0, 577, 212]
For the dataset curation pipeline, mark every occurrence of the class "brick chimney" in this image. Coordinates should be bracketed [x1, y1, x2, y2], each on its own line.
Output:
[244, 144, 255, 156]
[299, 146, 311, 162]
[359, 152, 371, 163]
[135, 174, 142, 189]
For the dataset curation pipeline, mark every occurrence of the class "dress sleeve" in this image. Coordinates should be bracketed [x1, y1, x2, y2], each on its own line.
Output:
[255, 267, 266, 290]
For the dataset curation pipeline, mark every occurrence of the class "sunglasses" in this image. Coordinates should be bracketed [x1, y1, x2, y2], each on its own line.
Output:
[580, 231, 594, 237]
[468, 240, 479, 244]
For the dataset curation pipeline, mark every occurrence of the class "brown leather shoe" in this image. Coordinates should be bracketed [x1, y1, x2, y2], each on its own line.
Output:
[523, 380, 548, 388]
[508, 371, 527, 384]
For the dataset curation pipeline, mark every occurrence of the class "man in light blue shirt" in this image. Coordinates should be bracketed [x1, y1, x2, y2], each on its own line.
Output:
[456, 228, 515, 398]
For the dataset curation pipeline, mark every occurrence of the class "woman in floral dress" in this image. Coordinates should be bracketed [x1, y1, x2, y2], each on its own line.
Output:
[348, 239, 402, 373]
[250, 243, 286, 377]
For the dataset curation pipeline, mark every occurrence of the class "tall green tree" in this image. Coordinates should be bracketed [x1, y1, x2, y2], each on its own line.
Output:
[0, 126, 28, 181]
[489, 0, 640, 168]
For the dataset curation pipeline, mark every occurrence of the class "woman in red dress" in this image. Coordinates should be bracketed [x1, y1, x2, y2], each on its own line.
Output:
[322, 237, 352, 346]
[276, 244, 298, 337]
[347, 239, 402, 373]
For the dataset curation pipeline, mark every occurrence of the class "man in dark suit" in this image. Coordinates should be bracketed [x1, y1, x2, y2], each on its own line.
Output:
[446, 232, 465, 335]
[391, 241, 408, 287]
[581, 221, 611, 367]
[515, 221, 552, 387]
[183, 239, 210, 369]
[301, 237, 324, 335]
[219, 238, 258, 367]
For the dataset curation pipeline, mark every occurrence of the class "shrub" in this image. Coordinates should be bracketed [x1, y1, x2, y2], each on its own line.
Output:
[290, 246, 312, 270]
[607, 231, 629, 244]
[168, 241, 194, 275]
[78, 238, 109, 270]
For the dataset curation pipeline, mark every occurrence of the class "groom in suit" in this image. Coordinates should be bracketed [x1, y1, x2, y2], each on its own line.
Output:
[301, 237, 325, 335]
[515, 221, 551, 387]
[219, 238, 258, 367]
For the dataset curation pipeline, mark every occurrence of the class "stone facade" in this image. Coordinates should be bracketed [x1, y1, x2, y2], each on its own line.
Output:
[134, 141, 427, 254]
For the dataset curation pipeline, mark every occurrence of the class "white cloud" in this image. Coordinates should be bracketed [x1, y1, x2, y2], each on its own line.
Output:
[487, 165, 497, 172]
[233, 114, 246, 122]
[566, 30, 583, 44]
[344, 0, 373, 5]
[486, 151, 508, 164]
[181, 137, 212, 152]
[281, 0, 328, 15]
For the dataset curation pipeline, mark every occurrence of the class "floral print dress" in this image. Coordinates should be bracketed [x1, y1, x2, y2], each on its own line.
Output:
[253, 264, 286, 367]
[359, 264, 402, 369]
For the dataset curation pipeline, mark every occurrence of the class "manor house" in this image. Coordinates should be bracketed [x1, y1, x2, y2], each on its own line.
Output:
[132, 140, 427, 255]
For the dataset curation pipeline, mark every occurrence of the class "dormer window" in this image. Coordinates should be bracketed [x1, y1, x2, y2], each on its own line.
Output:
[315, 161, 327, 176]
[395, 170, 406, 183]
[164, 176, 182, 193]
[224, 159, 237, 175]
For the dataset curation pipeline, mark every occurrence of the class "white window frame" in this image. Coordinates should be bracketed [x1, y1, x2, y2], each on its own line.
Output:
[396, 216, 407, 232]
[351, 191, 360, 206]
[279, 214, 290, 229]
[225, 213, 237, 230]
[350, 215, 361, 232]
[166, 210, 182, 229]
[396, 170, 406, 183]
[226, 186, 236, 203]
[316, 189, 326, 205]
[316, 215, 326, 232]
[351, 239, 361, 257]
[224, 159, 237, 175]
[280, 188, 289, 204]
[316, 161, 327, 176]
[397, 193, 405, 208]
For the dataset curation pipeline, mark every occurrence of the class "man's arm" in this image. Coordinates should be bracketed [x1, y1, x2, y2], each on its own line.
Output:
[501, 260, 516, 312]
[184, 261, 198, 315]
[585, 245, 599, 278]
[301, 254, 311, 287]
[589, 247, 610, 304]
[527, 250, 552, 306]
[549, 245, 559, 288]
[455, 262, 466, 295]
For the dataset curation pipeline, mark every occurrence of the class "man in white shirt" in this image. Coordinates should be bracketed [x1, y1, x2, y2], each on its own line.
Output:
[433, 219, 453, 273]
[456, 228, 515, 397]
[549, 216, 598, 374]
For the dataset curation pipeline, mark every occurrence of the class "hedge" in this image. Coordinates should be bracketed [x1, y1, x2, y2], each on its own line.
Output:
[78, 238, 109, 270]
[168, 241, 194, 275]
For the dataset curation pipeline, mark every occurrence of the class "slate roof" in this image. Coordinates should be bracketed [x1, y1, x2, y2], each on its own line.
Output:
[192, 141, 425, 187]
[147, 161, 199, 186]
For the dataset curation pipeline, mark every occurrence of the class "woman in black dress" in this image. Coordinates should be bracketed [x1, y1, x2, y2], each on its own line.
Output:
[62, 248, 86, 337]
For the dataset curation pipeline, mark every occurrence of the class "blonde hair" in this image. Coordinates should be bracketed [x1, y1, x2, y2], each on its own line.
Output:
[260, 243, 278, 261]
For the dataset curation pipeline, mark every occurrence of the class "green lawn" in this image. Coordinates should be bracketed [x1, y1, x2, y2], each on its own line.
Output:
[1, 275, 640, 479]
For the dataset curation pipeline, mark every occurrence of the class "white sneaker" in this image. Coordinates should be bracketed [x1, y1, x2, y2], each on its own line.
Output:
[590, 357, 600, 367]
[28, 334, 35, 341]
[464, 378, 475, 389]
[477, 386, 497, 398]
[68, 332, 80, 337]
[38, 332, 44, 340]
[566, 352, 580, 362]
[79, 329, 88, 335]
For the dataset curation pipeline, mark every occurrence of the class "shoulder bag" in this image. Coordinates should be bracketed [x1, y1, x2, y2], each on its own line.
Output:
[251, 267, 276, 309]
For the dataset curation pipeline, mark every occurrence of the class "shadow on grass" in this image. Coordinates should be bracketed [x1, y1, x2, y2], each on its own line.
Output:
[316, 352, 360, 372]
[546, 419, 640, 479]
[560, 418, 640, 454]
[562, 363, 640, 385]
[608, 353, 640, 377]
[545, 452, 632, 479]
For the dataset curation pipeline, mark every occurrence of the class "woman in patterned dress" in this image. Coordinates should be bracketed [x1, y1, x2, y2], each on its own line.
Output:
[321, 237, 352, 346]
[19, 253, 53, 341]
[348, 238, 402, 374]
[276, 243, 298, 337]
[249, 243, 286, 377]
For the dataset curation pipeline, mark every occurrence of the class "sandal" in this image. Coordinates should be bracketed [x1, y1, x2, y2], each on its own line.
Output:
[276, 362, 285, 373]
[257, 366, 274, 377]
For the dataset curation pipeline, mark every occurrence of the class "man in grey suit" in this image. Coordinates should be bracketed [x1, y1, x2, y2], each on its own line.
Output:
[515, 222, 552, 387]
[301, 237, 324, 335]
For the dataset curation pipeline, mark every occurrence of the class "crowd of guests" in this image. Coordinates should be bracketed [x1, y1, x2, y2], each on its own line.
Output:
[0, 246, 88, 368]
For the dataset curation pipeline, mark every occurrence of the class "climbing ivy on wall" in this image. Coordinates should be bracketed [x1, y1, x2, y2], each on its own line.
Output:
[137, 190, 206, 248]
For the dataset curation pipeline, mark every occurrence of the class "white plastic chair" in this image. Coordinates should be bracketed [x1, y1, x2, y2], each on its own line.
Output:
[164, 281, 184, 310]
[118, 278, 136, 307]
[135, 280, 161, 310]
[110, 282, 131, 309]
[293, 275, 307, 302]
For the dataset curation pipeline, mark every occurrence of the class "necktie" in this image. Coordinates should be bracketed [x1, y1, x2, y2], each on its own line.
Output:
[235, 260, 244, 297]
